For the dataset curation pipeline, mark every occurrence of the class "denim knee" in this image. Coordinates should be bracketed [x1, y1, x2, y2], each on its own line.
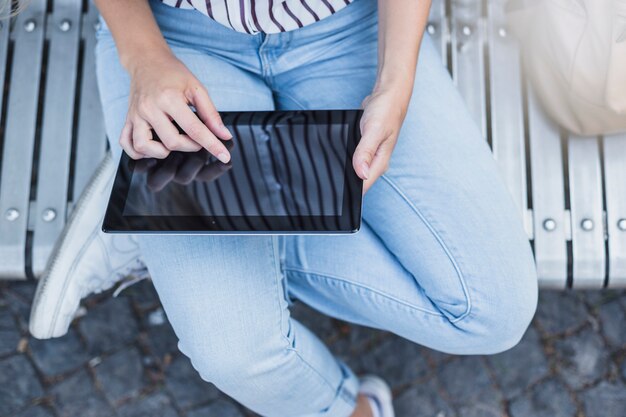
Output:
[403, 248, 539, 356]
[453, 255, 538, 355]
[177, 333, 348, 416]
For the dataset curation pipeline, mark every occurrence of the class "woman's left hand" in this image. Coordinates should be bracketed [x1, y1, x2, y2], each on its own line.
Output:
[353, 86, 410, 194]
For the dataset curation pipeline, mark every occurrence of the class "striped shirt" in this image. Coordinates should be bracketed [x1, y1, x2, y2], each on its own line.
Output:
[159, 0, 355, 34]
[123, 110, 361, 231]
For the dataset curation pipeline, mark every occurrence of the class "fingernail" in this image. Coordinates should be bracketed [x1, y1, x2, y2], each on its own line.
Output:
[361, 162, 370, 179]
[217, 152, 230, 164]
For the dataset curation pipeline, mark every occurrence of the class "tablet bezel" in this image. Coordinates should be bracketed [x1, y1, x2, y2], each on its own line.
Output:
[102, 109, 363, 234]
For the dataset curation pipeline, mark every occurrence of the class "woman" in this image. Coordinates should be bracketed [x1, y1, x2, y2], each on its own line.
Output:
[19, 0, 539, 415]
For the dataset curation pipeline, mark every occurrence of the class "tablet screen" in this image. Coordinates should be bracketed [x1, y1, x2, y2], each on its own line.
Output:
[104, 110, 363, 233]
[123, 111, 348, 217]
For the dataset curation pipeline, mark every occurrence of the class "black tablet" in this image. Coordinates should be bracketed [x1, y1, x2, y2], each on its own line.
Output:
[102, 109, 363, 234]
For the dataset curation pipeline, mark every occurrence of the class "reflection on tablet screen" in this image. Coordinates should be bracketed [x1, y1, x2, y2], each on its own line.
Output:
[123, 111, 351, 218]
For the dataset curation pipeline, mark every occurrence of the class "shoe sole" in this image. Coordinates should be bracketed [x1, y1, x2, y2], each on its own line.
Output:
[29, 153, 115, 339]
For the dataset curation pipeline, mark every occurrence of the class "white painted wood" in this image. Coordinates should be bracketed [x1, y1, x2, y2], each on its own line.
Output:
[486, 0, 528, 224]
[602, 134, 626, 287]
[527, 86, 568, 288]
[72, 3, 107, 208]
[568, 136, 606, 288]
[451, 0, 487, 139]
[0, 0, 47, 279]
[32, 0, 83, 277]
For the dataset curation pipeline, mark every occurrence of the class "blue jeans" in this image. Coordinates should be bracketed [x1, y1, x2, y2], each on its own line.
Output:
[95, 0, 538, 415]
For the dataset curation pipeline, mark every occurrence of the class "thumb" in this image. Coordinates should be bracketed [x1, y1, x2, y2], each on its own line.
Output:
[352, 144, 374, 180]
[352, 123, 384, 180]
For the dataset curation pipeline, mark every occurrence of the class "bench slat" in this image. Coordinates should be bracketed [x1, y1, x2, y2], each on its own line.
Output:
[0, 0, 47, 279]
[31, 1, 83, 277]
[527, 87, 568, 287]
[427, 0, 447, 66]
[486, 0, 529, 234]
[0, 8, 9, 119]
[603, 134, 626, 287]
[72, 5, 107, 207]
[568, 137, 606, 288]
[451, 0, 487, 139]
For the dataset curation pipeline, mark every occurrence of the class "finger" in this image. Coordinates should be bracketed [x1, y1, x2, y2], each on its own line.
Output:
[147, 111, 203, 153]
[166, 103, 231, 164]
[132, 118, 170, 159]
[187, 85, 233, 140]
[119, 120, 144, 160]
[362, 147, 390, 194]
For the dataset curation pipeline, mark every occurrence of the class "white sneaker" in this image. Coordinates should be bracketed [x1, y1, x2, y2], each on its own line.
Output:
[359, 375, 395, 417]
[29, 152, 148, 339]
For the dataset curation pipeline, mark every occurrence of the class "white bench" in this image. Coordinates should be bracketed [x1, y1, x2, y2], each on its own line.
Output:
[1, 0, 625, 288]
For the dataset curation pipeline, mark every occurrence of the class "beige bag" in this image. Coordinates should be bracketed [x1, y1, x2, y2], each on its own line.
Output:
[507, 0, 626, 135]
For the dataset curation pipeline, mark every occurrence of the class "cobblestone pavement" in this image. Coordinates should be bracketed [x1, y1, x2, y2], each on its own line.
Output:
[1, 280, 625, 417]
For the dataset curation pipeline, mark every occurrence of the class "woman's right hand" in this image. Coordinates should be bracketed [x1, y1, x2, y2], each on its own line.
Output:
[121, 51, 233, 162]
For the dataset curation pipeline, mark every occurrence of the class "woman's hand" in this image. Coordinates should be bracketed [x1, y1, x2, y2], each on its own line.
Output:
[353, 85, 410, 194]
[353, 0, 430, 193]
[121, 51, 233, 161]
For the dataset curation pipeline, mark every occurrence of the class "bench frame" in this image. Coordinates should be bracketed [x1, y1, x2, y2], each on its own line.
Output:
[1, 0, 625, 288]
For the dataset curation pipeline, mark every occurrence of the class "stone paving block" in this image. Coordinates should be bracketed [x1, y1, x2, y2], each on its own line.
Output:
[78, 297, 139, 355]
[357, 336, 431, 389]
[456, 400, 504, 417]
[423, 347, 455, 366]
[597, 300, 626, 349]
[581, 290, 623, 308]
[0, 355, 44, 415]
[123, 279, 160, 311]
[3, 287, 33, 332]
[581, 381, 626, 417]
[50, 369, 115, 417]
[437, 357, 503, 417]
[535, 291, 590, 335]
[554, 327, 609, 390]
[0, 327, 21, 356]
[487, 327, 549, 399]
[14, 405, 55, 417]
[186, 399, 245, 417]
[0, 303, 17, 329]
[144, 319, 179, 361]
[395, 377, 456, 417]
[165, 354, 221, 410]
[94, 347, 146, 404]
[620, 291, 626, 310]
[331, 325, 388, 365]
[29, 329, 90, 377]
[509, 378, 576, 417]
[117, 391, 179, 417]
[290, 302, 337, 343]
[9, 282, 37, 300]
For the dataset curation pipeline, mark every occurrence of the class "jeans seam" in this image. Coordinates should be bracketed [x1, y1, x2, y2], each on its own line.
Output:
[378, 174, 473, 323]
[268, 237, 344, 401]
[284, 267, 445, 318]
[272, 89, 308, 110]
